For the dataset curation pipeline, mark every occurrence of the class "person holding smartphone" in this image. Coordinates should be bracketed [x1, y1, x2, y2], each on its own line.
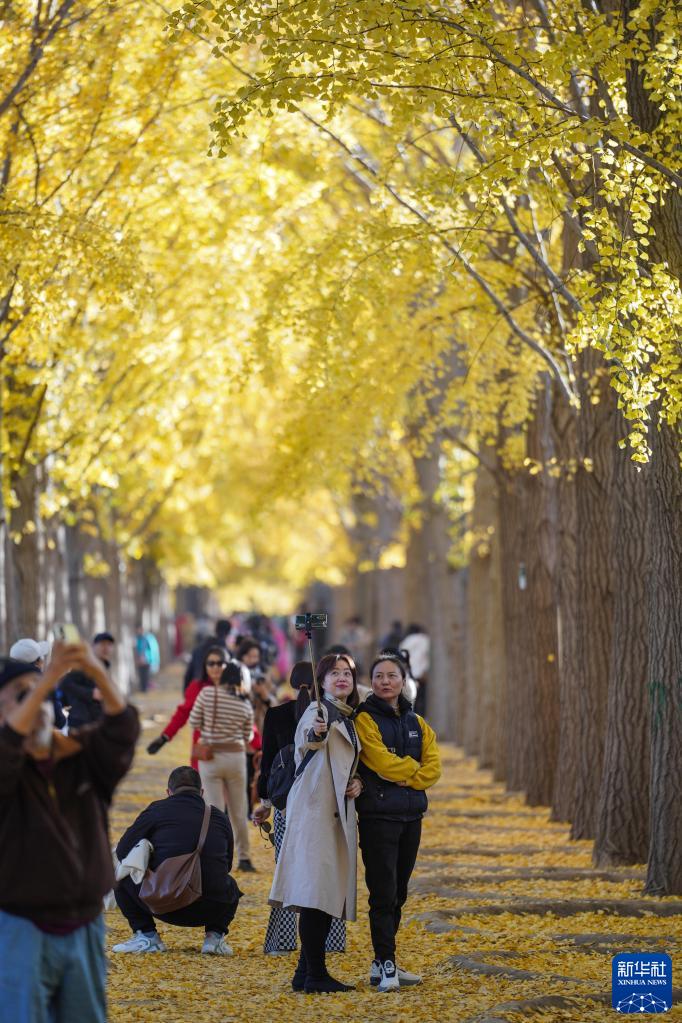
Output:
[269, 653, 362, 994]
[0, 641, 138, 1022]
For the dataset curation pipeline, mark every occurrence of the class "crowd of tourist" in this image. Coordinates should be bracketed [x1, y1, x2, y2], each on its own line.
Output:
[0, 612, 439, 1020]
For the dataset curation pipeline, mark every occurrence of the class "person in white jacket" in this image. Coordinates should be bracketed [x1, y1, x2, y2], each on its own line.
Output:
[269, 653, 362, 994]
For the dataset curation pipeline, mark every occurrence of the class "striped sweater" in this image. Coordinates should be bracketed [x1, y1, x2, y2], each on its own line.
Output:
[189, 686, 254, 750]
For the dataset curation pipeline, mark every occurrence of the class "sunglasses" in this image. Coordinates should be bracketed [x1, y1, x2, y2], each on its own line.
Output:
[206, 660, 226, 667]
[258, 820, 275, 847]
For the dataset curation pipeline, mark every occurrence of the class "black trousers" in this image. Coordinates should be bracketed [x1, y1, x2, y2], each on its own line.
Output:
[298, 908, 333, 980]
[358, 817, 422, 961]
[115, 876, 238, 935]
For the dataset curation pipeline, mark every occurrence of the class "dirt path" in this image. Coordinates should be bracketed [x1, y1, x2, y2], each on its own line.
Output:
[107, 667, 682, 1022]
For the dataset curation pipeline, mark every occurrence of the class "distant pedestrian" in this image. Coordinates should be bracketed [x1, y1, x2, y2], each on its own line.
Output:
[146, 646, 226, 769]
[10, 637, 65, 728]
[379, 620, 403, 651]
[134, 626, 153, 691]
[182, 619, 231, 692]
[400, 624, 430, 715]
[189, 662, 255, 872]
[60, 632, 116, 731]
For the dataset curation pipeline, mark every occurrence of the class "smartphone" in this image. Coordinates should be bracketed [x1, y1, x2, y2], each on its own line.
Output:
[295, 612, 328, 631]
[53, 623, 80, 644]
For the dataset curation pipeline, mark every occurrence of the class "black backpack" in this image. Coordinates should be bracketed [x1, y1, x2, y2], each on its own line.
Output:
[267, 744, 316, 810]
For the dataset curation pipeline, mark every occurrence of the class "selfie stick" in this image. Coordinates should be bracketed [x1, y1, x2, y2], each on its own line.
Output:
[303, 614, 324, 717]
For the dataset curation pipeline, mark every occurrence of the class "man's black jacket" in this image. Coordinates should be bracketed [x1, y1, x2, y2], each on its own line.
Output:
[257, 700, 297, 800]
[116, 790, 236, 903]
[60, 670, 105, 729]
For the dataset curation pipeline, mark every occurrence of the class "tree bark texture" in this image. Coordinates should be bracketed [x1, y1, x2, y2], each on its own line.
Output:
[644, 422, 682, 895]
[498, 467, 531, 793]
[594, 430, 650, 866]
[466, 461, 506, 771]
[550, 387, 580, 822]
[571, 351, 616, 840]
[9, 464, 40, 638]
[406, 438, 460, 740]
[521, 380, 560, 806]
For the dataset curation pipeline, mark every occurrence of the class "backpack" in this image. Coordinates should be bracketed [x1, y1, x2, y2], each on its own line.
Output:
[267, 744, 316, 811]
[139, 804, 210, 914]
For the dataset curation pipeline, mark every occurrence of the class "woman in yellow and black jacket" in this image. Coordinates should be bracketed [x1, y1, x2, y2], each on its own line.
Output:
[354, 652, 441, 992]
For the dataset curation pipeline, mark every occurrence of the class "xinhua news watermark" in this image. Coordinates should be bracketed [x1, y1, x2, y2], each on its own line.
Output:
[612, 953, 672, 1013]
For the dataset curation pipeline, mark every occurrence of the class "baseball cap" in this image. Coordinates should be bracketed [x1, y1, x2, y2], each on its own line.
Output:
[9, 638, 50, 663]
[0, 657, 41, 690]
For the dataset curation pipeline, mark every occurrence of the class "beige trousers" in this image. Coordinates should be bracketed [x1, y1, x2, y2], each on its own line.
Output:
[199, 750, 251, 862]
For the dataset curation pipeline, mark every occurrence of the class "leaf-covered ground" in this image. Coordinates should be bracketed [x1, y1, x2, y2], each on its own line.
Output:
[108, 668, 682, 1022]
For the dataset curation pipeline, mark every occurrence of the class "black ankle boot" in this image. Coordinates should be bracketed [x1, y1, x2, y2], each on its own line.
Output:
[304, 974, 354, 994]
[291, 949, 307, 991]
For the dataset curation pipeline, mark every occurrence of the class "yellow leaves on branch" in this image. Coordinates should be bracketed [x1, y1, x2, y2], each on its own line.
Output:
[2, 0, 681, 603]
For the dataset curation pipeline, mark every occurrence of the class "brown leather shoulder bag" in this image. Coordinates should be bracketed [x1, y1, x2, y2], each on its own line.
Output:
[139, 803, 211, 914]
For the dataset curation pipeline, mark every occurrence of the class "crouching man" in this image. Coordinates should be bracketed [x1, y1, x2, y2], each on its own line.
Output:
[113, 766, 241, 955]
[0, 643, 139, 1023]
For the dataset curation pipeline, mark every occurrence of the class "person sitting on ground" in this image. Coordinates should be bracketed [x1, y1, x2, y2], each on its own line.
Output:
[354, 653, 441, 992]
[113, 766, 241, 955]
[0, 642, 139, 1023]
[189, 662, 256, 872]
[60, 631, 116, 730]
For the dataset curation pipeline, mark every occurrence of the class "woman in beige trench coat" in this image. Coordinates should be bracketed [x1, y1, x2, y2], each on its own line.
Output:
[269, 652, 362, 994]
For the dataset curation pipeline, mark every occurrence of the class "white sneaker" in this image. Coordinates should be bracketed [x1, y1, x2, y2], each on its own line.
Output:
[201, 931, 233, 955]
[112, 931, 166, 954]
[370, 959, 421, 987]
[377, 959, 400, 992]
[396, 966, 422, 986]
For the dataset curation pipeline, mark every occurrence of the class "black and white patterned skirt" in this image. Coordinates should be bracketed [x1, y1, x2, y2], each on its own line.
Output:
[263, 808, 346, 953]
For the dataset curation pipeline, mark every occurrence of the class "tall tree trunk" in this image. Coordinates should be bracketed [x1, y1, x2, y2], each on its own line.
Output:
[10, 464, 40, 637]
[594, 428, 650, 865]
[467, 461, 506, 771]
[498, 467, 530, 792]
[521, 379, 560, 805]
[620, 0, 682, 895]
[464, 469, 489, 758]
[570, 350, 615, 839]
[405, 437, 459, 739]
[551, 387, 580, 821]
[644, 422, 682, 895]
[449, 566, 469, 748]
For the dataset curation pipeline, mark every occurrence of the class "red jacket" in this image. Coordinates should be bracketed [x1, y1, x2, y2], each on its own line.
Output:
[163, 678, 212, 770]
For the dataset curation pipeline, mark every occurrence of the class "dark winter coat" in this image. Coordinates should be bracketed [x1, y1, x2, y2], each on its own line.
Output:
[116, 789, 237, 903]
[257, 700, 297, 799]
